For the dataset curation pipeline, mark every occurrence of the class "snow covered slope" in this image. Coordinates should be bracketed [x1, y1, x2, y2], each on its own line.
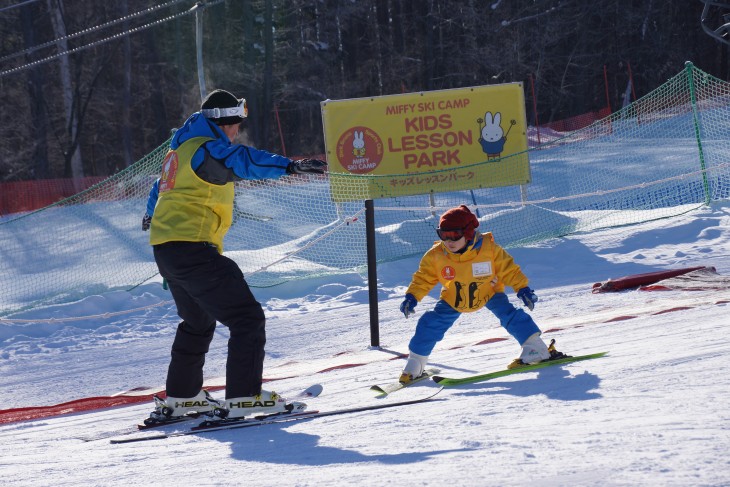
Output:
[1, 203, 729, 486]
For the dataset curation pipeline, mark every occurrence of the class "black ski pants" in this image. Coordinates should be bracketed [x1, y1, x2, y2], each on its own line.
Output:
[153, 241, 266, 399]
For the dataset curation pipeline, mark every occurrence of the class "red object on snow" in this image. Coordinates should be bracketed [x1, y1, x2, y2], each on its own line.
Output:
[0, 385, 233, 425]
[592, 266, 713, 293]
[0, 395, 154, 425]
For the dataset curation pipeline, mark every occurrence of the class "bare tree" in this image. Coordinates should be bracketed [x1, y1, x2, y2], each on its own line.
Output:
[21, 2, 49, 179]
[46, 0, 84, 180]
[120, 0, 133, 169]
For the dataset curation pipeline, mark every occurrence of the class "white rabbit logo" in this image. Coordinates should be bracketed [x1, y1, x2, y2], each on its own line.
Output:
[352, 130, 366, 157]
[478, 111, 516, 160]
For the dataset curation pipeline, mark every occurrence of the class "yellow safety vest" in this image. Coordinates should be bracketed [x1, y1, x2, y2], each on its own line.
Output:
[149, 137, 234, 253]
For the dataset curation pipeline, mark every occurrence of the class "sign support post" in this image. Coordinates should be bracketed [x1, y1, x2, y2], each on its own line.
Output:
[365, 199, 380, 347]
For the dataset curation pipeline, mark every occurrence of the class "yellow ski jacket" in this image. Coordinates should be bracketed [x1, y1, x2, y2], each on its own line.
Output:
[405, 232, 529, 313]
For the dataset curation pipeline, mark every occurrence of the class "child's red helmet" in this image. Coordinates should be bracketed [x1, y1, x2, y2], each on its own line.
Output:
[438, 205, 480, 241]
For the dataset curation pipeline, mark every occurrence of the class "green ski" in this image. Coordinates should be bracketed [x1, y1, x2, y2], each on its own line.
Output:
[432, 352, 608, 386]
[370, 368, 440, 396]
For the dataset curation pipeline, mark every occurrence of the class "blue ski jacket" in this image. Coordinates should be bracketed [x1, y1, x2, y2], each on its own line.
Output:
[146, 112, 292, 215]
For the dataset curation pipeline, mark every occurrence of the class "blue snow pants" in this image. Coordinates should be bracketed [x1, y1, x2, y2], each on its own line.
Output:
[407, 292, 541, 356]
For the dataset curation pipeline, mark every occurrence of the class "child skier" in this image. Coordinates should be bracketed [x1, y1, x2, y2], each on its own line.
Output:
[399, 204, 560, 383]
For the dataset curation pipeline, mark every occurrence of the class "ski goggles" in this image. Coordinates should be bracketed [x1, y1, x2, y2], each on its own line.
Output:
[201, 98, 248, 120]
[436, 228, 465, 241]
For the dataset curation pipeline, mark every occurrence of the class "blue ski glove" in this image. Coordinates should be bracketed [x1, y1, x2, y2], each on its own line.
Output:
[517, 287, 538, 311]
[400, 293, 417, 318]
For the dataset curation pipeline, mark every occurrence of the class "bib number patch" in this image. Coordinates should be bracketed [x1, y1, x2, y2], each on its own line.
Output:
[472, 261, 492, 277]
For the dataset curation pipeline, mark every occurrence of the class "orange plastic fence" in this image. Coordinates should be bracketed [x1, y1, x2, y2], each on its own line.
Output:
[0, 177, 105, 215]
[541, 107, 612, 132]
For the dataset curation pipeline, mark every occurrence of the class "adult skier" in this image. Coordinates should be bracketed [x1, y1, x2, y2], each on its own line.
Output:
[143, 89, 326, 423]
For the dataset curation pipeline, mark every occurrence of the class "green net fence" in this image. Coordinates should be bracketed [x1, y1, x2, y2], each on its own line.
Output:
[1, 62, 729, 316]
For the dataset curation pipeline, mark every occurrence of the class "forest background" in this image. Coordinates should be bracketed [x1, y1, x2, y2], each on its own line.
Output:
[1, 0, 728, 183]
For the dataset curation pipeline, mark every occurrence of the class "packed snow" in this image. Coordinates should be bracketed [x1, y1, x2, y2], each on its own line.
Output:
[1, 200, 729, 486]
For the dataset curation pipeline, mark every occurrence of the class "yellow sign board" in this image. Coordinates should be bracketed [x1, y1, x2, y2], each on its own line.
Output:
[321, 83, 530, 202]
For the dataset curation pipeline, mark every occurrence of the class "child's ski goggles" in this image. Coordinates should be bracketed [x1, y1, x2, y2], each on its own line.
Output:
[436, 228, 465, 241]
[201, 98, 248, 120]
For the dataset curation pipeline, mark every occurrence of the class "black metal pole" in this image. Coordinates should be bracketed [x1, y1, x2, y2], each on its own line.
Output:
[365, 199, 380, 347]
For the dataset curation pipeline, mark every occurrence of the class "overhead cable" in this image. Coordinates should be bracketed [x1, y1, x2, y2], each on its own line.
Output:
[1, 0, 192, 64]
[0, 0, 224, 79]
[0, 0, 42, 14]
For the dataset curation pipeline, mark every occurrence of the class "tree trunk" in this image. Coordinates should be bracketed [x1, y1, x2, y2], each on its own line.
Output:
[240, 0, 259, 146]
[262, 0, 274, 149]
[47, 0, 84, 181]
[21, 3, 49, 179]
[120, 0, 133, 168]
[369, 1, 384, 95]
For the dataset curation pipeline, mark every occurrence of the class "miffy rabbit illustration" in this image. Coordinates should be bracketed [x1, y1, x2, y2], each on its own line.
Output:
[352, 130, 366, 157]
[478, 111, 516, 160]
